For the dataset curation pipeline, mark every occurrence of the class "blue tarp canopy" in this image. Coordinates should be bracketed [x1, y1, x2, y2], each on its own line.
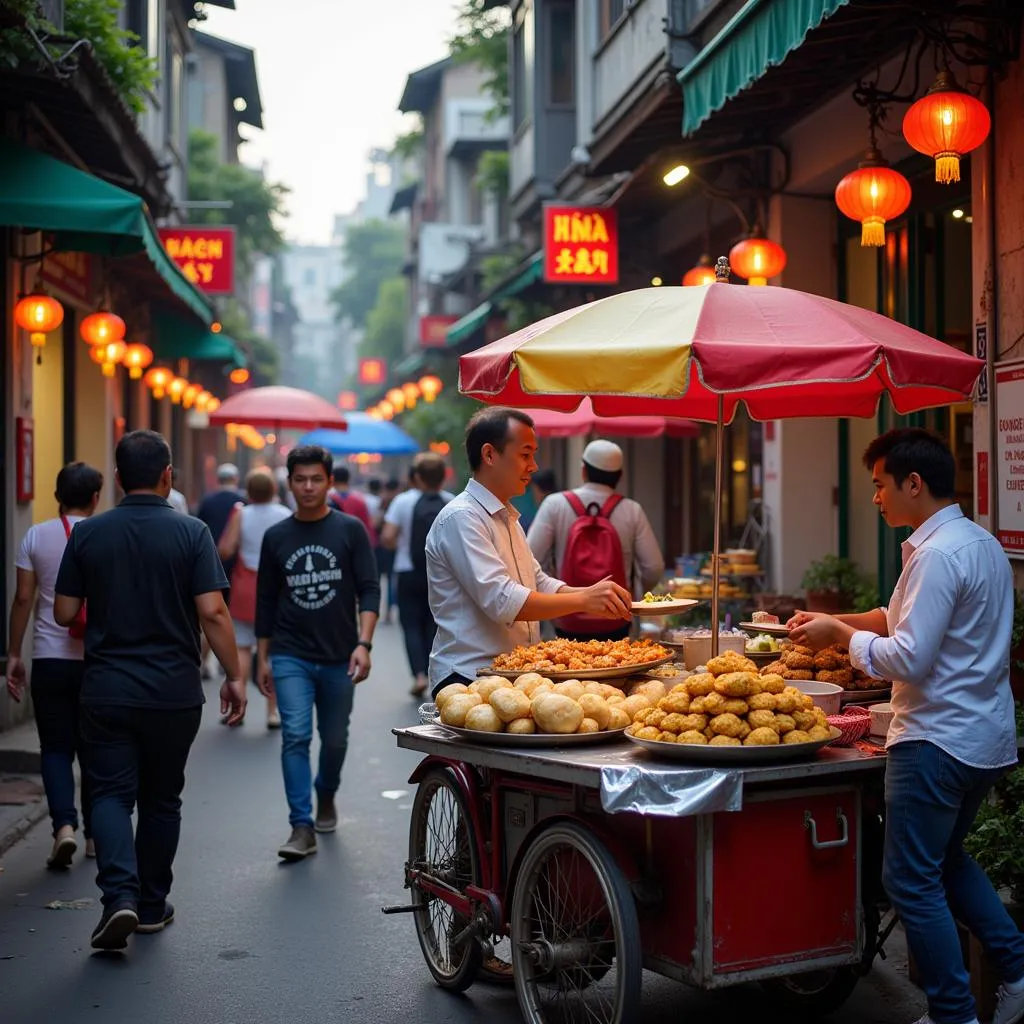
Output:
[300, 414, 420, 456]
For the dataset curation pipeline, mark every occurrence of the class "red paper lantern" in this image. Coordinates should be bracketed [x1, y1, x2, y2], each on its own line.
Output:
[902, 71, 990, 184]
[143, 367, 173, 398]
[168, 377, 189, 405]
[728, 236, 787, 286]
[80, 311, 126, 347]
[418, 375, 443, 402]
[123, 343, 154, 379]
[402, 381, 420, 408]
[835, 149, 913, 247]
[682, 256, 717, 286]
[89, 341, 127, 377]
[15, 293, 64, 347]
[229, 367, 250, 385]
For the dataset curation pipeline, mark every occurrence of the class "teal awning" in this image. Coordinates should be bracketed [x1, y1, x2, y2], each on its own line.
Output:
[678, 0, 850, 137]
[446, 302, 492, 347]
[494, 251, 542, 300]
[444, 251, 544, 347]
[393, 351, 426, 378]
[153, 310, 245, 367]
[0, 138, 213, 324]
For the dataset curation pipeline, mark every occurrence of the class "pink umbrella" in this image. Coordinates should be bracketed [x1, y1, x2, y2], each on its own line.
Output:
[529, 397, 698, 439]
[208, 386, 348, 431]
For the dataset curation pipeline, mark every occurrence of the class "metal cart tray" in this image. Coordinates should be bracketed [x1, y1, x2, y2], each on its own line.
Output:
[433, 722, 629, 747]
[840, 687, 892, 705]
[478, 653, 674, 681]
[626, 726, 841, 764]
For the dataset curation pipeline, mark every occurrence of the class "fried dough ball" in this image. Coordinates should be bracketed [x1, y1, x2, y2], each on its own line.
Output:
[628, 680, 667, 703]
[490, 687, 533, 723]
[696, 692, 727, 714]
[552, 681, 585, 702]
[747, 709, 778, 732]
[533, 680, 556, 696]
[748, 692, 778, 711]
[675, 713, 709, 733]
[791, 709, 818, 732]
[704, 726, 716, 740]
[513, 672, 548, 694]
[759, 672, 787, 694]
[812, 707, 830, 728]
[783, 729, 813, 745]
[657, 731, 678, 744]
[714, 672, 759, 698]
[799, 694, 815, 710]
[532, 693, 584, 734]
[709, 712, 746, 738]
[815, 668, 854, 687]
[634, 726, 663, 741]
[813, 648, 847, 672]
[606, 694, 625, 706]
[787, 670, 815, 681]
[578, 693, 612, 729]
[634, 707, 667, 728]
[782, 650, 815, 671]
[762, 661, 789, 679]
[783, 642, 815, 657]
[464, 704, 504, 732]
[657, 691, 693, 714]
[659, 713, 691, 734]
[709, 735, 742, 747]
[620, 694, 652, 719]
[774, 691, 799, 714]
[677, 730, 708, 745]
[435, 682, 469, 709]
[507, 717, 536, 734]
[685, 673, 716, 697]
[607, 706, 631, 730]
[706, 651, 760, 677]
[808, 725, 833, 742]
[440, 691, 483, 726]
[470, 677, 506, 699]
[774, 713, 797, 735]
[583, 681, 605, 695]
[721, 699, 750, 716]
[577, 718, 600, 734]
[745, 727, 781, 746]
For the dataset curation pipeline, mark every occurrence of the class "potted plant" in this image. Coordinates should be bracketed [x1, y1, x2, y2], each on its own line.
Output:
[1011, 591, 1024, 702]
[800, 555, 866, 614]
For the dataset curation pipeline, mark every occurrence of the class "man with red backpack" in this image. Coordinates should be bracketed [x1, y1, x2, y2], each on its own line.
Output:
[528, 440, 665, 641]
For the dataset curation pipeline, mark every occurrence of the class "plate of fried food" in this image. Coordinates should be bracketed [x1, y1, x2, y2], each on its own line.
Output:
[623, 648, 841, 763]
[631, 593, 700, 616]
[485, 638, 673, 681]
[762, 640, 891, 695]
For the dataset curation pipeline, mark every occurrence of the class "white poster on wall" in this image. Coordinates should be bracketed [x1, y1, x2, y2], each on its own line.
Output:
[995, 361, 1024, 556]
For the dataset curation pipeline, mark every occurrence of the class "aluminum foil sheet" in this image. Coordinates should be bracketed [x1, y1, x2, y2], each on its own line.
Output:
[599, 763, 743, 817]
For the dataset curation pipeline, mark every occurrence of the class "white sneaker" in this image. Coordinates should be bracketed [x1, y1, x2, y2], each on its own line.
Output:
[994, 983, 1024, 1024]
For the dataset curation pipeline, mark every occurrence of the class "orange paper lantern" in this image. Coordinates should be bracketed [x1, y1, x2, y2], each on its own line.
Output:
[835, 149, 913, 247]
[15, 293, 64, 347]
[229, 367, 250, 385]
[402, 382, 420, 408]
[386, 387, 406, 413]
[418, 375, 443, 402]
[902, 72, 990, 184]
[682, 256, 717, 287]
[206, 397, 221, 413]
[168, 377, 188, 404]
[378, 400, 395, 420]
[122, 343, 154, 379]
[80, 311, 126, 347]
[143, 366, 173, 398]
[183, 383, 202, 409]
[729, 236, 787, 286]
[89, 341, 127, 377]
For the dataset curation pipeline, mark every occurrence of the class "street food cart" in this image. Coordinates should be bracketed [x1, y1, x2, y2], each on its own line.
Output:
[389, 263, 983, 1022]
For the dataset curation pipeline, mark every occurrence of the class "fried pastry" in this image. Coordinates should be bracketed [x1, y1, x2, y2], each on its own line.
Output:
[774, 713, 797, 734]
[786, 670, 814, 681]
[634, 726, 662, 741]
[658, 691, 693, 714]
[714, 672, 759, 697]
[706, 651, 760, 676]
[808, 725, 833, 741]
[815, 668, 854, 687]
[781, 650, 815, 671]
[677, 730, 708, 745]
[747, 709, 777, 731]
[709, 735, 742, 747]
[745, 727, 781, 746]
[783, 729, 813, 744]
[685, 673, 716, 697]
[759, 673, 787, 694]
[709, 712, 746, 738]
[748, 692, 778, 711]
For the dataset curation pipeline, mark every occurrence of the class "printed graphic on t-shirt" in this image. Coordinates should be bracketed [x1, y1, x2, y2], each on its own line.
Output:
[284, 544, 343, 610]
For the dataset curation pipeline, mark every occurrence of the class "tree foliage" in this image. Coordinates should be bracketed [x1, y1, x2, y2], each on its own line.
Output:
[330, 219, 406, 328]
[360, 276, 407, 365]
[476, 149, 509, 198]
[391, 124, 424, 162]
[449, 0, 510, 117]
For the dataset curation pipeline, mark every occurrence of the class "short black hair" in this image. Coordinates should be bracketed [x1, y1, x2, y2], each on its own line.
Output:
[55, 462, 103, 509]
[116, 430, 172, 492]
[583, 461, 622, 489]
[332, 465, 351, 485]
[531, 468, 558, 495]
[862, 428, 955, 499]
[368, 479, 381, 495]
[465, 407, 535, 471]
[287, 445, 332, 478]
[385, 477, 400, 490]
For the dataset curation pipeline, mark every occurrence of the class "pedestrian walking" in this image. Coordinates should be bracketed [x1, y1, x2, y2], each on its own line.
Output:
[363, 477, 382, 523]
[788, 428, 1024, 1024]
[54, 430, 245, 951]
[6, 462, 103, 869]
[254, 445, 380, 861]
[167, 468, 189, 515]
[528, 439, 664, 641]
[328, 465, 378, 546]
[376, 476, 401, 623]
[380, 453, 453, 697]
[216, 468, 291, 729]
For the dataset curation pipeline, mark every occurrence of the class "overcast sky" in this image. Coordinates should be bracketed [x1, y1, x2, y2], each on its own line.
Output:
[201, 0, 462, 245]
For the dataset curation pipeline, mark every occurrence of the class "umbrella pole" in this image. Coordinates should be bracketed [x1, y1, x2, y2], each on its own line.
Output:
[711, 395, 725, 659]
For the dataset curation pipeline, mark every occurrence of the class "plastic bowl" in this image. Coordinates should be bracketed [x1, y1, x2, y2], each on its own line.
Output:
[869, 702, 894, 738]
[789, 680, 844, 715]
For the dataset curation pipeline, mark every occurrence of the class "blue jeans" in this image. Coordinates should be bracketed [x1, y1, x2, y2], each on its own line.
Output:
[884, 741, 1024, 1024]
[271, 655, 354, 828]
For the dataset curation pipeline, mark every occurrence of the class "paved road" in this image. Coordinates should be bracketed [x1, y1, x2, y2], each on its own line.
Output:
[0, 621, 924, 1023]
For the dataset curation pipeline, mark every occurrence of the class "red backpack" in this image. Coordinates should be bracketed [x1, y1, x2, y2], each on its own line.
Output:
[555, 493, 627, 635]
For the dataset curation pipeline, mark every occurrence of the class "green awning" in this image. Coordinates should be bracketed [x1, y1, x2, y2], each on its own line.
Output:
[0, 138, 213, 324]
[446, 302, 492, 346]
[494, 251, 542, 300]
[678, 0, 850, 136]
[393, 351, 426, 378]
[444, 251, 544, 347]
[153, 310, 245, 367]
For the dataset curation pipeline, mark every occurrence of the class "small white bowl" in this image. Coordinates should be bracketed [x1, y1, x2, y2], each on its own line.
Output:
[789, 680, 844, 715]
[869, 702, 894, 738]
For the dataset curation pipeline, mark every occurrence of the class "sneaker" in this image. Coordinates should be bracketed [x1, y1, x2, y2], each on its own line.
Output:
[314, 795, 338, 834]
[136, 902, 175, 935]
[277, 826, 317, 861]
[267, 708, 281, 730]
[91, 904, 139, 951]
[85, 838, 96, 859]
[994, 981, 1024, 1024]
[46, 830, 77, 870]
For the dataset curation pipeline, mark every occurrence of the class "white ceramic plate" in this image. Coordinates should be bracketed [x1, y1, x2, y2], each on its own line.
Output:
[739, 622, 791, 636]
[631, 598, 700, 616]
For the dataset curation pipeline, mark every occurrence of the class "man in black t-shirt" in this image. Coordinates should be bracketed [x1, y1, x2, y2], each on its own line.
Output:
[255, 445, 380, 861]
[55, 430, 245, 952]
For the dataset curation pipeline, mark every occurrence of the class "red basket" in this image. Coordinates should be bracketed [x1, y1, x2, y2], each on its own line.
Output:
[827, 706, 871, 746]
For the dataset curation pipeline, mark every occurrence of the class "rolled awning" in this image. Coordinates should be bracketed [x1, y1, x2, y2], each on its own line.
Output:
[152, 310, 246, 367]
[678, 0, 850, 137]
[0, 138, 213, 324]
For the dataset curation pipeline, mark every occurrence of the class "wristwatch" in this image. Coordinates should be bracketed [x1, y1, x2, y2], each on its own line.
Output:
[356, 640, 373, 652]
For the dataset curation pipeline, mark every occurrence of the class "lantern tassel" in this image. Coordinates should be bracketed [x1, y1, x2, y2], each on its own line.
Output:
[748, 276, 767, 287]
[861, 217, 886, 247]
[935, 153, 961, 184]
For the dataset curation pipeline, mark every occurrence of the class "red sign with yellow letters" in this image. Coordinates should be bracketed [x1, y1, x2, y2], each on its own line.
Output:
[158, 227, 236, 295]
[542, 206, 618, 285]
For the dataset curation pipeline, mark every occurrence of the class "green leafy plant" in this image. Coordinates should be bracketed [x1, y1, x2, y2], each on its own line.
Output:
[966, 754, 1024, 903]
[448, 0, 510, 119]
[1012, 591, 1024, 674]
[801, 555, 867, 596]
[391, 124, 424, 162]
[475, 150, 509, 198]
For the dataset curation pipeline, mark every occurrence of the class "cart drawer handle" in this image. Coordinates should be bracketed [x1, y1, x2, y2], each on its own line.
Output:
[804, 808, 849, 850]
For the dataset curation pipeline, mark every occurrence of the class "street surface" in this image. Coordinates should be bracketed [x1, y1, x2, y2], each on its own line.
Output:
[0, 621, 924, 1023]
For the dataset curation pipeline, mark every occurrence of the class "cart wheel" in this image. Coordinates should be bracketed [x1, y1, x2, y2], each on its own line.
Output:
[408, 769, 483, 991]
[761, 967, 859, 1017]
[511, 821, 642, 1024]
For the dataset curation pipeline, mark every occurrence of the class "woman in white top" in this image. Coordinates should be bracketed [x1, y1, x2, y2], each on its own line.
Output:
[218, 468, 291, 728]
[6, 462, 103, 869]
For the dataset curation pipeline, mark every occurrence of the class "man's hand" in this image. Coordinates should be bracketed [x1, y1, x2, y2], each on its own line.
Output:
[5, 656, 26, 702]
[580, 577, 633, 621]
[786, 610, 826, 631]
[220, 677, 247, 727]
[788, 614, 844, 651]
[256, 659, 274, 699]
[350, 645, 371, 684]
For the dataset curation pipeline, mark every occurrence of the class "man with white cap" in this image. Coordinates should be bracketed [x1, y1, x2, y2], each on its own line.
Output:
[528, 439, 664, 642]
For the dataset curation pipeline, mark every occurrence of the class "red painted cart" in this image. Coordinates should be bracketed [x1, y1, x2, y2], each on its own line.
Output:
[389, 724, 891, 1023]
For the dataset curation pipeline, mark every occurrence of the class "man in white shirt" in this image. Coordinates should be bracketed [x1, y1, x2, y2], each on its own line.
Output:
[528, 439, 664, 641]
[426, 407, 633, 696]
[789, 428, 1024, 1024]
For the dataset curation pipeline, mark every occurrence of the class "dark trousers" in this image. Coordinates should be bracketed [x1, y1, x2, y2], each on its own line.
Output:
[431, 672, 473, 701]
[79, 705, 202, 912]
[31, 658, 90, 838]
[555, 624, 631, 642]
[396, 571, 437, 677]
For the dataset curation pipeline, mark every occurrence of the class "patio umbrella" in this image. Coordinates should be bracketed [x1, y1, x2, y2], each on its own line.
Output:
[207, 386, 348, 431]
[529, 397, 698, 439]
[459, 263, 983, 652]
[300, 414, 420, 456]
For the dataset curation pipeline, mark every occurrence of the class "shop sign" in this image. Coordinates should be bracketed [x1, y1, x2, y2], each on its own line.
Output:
[337, 390, 359, 410]
[978, 452, 989, 516]
[358, 358, 387, 387]
[995, 362, 1024, 555]
[158, 227, 236, 295]
[542, 206, 618, 285]
[419, 315, 457, 348]
[15, 417, 33, 503]
[39, 251, 92, 304]
[975, 322, 989, 402]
